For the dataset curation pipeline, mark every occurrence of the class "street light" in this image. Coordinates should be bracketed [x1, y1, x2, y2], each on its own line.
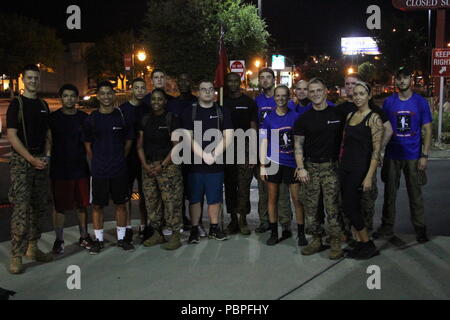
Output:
[137, 51, 147, 62]
[347, 67, 354, 75]
[254, 60, 261, 68]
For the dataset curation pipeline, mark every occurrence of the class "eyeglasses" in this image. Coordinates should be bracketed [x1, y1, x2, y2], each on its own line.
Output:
[200, 88, 215, 93]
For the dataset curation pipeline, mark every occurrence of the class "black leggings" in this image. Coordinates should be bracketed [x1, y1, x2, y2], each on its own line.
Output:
[340, 168, 367, 231]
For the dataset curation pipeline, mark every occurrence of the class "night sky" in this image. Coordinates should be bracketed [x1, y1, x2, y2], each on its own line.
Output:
[1, 0, 448, 62]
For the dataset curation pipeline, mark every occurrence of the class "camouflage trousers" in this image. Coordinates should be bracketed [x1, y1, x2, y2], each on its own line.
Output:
[300, 161, 342, 237]
[254, 166, 293, 227]
[224, 164, 254, 216]
[9, 152, 49, 257]
[141, 163, 183, 232]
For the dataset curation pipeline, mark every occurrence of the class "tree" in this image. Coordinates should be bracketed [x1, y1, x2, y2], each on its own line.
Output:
[141, 0, 269, 83]
[301, 55, 345, 88]
[85, 31, 137, 88]
[373, 14, 428, 80]
[0, 14, 64, 97]
[358, 62, 377, 83]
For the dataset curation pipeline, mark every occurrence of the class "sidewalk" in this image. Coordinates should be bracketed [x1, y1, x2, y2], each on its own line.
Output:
[0, 220, 449, 300]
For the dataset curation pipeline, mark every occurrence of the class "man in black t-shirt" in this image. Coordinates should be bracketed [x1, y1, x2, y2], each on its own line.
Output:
[223, 72, 257, 236]
[6, 64, 53, 274]
[293, 78, 344, 260]
[50, 84, 93, 255]
[181, 80, 234, 243]
[83, 81, 135, 254]
[336, 74, 393, 232]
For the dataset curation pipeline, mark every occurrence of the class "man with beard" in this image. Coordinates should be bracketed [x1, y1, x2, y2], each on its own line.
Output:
[374, 67, 432, 243]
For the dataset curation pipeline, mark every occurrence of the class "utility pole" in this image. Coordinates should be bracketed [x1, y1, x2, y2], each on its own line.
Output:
[258, 0, 262, 18]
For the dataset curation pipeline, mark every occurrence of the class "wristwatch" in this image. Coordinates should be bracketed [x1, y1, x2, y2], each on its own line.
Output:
[420, 153, 429, 159]
[160, 163, 167, 169]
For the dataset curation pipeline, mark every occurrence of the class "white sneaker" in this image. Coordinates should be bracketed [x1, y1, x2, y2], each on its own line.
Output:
[198, 225, 207, 238]
[162, 228, 172, 236]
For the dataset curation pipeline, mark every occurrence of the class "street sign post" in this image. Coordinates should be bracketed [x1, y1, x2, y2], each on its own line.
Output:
[124, 53, 132, 71]
[432, 48, 450, 143]
[230, 60, 246, 81]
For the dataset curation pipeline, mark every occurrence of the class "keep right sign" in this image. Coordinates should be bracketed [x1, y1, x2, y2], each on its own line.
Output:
[432, 48, 450, 77]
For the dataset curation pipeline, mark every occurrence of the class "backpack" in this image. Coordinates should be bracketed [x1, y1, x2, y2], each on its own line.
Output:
[15, 95, 50, 150]
[191, 102, 223, 130]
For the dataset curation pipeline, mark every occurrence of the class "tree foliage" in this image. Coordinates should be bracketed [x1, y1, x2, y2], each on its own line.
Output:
[85, 31, 136, 84]
[141, 0, 269, 83]
[0, 14, 64, 80]
[301, 55, 345, 88]
[358, 62, 377, 83]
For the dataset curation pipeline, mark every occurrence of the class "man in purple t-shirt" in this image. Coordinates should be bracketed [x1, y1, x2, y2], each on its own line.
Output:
[374, 67, 432, 243]
[254, 68, 293, 239]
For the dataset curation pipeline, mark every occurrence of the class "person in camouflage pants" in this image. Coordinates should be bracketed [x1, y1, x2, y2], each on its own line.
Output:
[301, 162, 342, 239]
[142, 163, 183, 242]
[9, 152, 49, 257]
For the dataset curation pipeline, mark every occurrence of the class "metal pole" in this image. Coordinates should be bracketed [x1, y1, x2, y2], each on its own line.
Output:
[428, 10, 432, 96]
[438, 76, 444, 144]
[258, 0, 262, 17]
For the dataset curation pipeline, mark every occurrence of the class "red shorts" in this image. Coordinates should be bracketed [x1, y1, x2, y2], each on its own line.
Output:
[52, 178, 90, 212]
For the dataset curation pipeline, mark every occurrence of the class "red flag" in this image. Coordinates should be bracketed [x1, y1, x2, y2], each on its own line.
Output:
[214, 26, 229, 88]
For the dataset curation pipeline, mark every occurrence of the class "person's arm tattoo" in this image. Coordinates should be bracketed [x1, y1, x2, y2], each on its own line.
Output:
[370, 114, 384, 162]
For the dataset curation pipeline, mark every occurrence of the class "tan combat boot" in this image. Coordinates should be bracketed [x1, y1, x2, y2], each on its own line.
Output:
[301, 236, 323, 256]
[162, 231, 182, 250]
[25, 241, 53, 262]
[9, 256, 24, 274]
[329, 236, 344, 260]
[143, 230, 165, 247]
[238, 215, 251, 236]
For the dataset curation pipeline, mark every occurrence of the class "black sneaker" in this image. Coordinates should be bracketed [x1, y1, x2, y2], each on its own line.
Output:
[255, 222, 270, 233]
[344, 241, 365, 258]
[79, 236, 94, 250]
[416, 227, 429, 243]
[52, 239, 64, 255]
[139, 225, 154, 242]
[297, 233, 308, 247]
[125, 228, 133, 244]
[352, 241, 379, 260]
[279, 230, 292, 242]
[266, 232, 278, 246]
[208, 227, 228, 241]
[89, 240, 104, 255]
[188, 227, 200, 244]
[118, 240, 135, 251]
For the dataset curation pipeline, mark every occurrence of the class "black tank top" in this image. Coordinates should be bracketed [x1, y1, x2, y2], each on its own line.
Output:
[340, 111, 374, 171]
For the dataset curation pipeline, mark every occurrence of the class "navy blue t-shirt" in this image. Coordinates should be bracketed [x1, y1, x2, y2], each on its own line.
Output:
[261, 108, 300, 168]
[50, 109, 90, 180]
[168, 94, 197, 116]
[181, 103, 234, 173]
[83, 108, 134, 179]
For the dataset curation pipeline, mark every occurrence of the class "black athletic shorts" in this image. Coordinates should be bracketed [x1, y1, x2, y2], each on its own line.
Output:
[92, 175, 129, 206]
[266, 164, 298, 184]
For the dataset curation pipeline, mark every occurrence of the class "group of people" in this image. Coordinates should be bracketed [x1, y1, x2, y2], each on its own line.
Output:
[5, 63, 432, 274]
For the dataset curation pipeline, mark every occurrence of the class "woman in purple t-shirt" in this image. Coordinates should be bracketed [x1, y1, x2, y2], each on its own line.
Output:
[260, 85, 307, 247]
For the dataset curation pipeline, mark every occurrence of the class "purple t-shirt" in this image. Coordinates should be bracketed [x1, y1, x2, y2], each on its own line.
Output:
[83, 108, 135, 179]
[260, 108, 300, 168]
[383, 93, 432, 160]
[255, 93, 276, 127]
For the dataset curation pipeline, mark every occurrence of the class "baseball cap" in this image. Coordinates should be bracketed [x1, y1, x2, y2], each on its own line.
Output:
[395, 66, 412, 78]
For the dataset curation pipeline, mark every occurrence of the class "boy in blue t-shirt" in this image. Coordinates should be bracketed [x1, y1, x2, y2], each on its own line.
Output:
[375, 67, 432, 243]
